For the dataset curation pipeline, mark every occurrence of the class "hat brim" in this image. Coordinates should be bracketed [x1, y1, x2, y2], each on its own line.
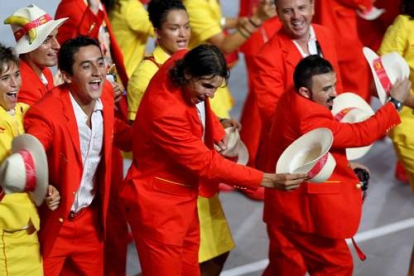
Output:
[357, 7, 385, 21]
[363, 47, 388, 104]
[236, 142, 249, 165]
[12, 134, 48, 206]
[15, 17, 68, 54]
[276, 128, 335, 182]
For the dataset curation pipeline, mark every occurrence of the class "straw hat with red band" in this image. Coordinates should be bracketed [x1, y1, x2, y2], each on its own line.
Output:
[363, 47, 410, 105]
[222, 127, 249, 165]
[331, 92, 375, 160]
[276, 128, 336, 183]
[0, 134, 48, 206]
[4, 4, 68, 54]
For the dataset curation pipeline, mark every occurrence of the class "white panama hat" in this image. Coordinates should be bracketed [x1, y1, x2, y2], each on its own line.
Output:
[0, 134, 48, 206]
[222, 127, 249, 165]
[332, 92, 375, 160]
[363, 47, 410, 105]
[4, 4, 68, 54]
[357, 6, 385, 21]
[276, 128, 336, 183]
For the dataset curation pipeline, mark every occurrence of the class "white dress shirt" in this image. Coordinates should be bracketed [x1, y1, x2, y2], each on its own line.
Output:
[196, 102, 206, 141]
[293, 26, 322, 58]
[69, 93, 104, 212]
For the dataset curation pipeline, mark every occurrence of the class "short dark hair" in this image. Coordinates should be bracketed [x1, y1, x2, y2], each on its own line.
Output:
[169, 44, 230, 87]
[293, 55, 334, 91]
[148, 0, 187, 29]
[0, 43, 19, 75]
[58, 36, 102, 75]
[402, 0, 414, 18]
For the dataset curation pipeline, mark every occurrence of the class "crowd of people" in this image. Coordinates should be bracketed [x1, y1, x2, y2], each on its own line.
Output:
[0, 0, 413, 276]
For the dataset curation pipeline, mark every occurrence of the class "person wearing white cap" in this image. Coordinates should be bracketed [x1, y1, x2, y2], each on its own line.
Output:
[23, 36, 133, 276]
[3, 4, 67, 106]
[263, 55, 411, 276]
[0, 43, 60, 276]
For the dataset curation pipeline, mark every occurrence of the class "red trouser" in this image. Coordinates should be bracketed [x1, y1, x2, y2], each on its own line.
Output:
[130, 214, 201, 276]
[263, 225, 353, 276]
[43, 208, 104, 276]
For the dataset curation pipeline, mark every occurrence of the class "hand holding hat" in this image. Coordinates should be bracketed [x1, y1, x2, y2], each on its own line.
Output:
[0, 134, 48, 206]
[260, 172, 307, 191]
[389, 78, 412, 105]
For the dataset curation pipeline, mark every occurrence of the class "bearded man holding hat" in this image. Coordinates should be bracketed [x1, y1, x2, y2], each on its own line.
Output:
[0, 43, 60, 276]
[3, 4, 67, 106]
[263, 55, 411, 276]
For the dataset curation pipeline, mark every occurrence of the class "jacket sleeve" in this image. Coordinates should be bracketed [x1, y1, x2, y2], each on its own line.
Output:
[55, 1, 105, 44]
[23, 105, 54, 151]
[152, 111, 263, 189]
[113, 118, 133, 152]
[301, 103, 401, 149]
[334, 0, 372, 10]
[252, 47, 285, 128]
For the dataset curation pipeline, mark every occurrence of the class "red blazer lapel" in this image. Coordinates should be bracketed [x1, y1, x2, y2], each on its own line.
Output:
[61, 89, 83, 166]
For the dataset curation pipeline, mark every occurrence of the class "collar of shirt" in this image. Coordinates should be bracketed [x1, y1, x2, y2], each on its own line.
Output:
[69, 92, 103, 124]
[293, 26, 319, 58]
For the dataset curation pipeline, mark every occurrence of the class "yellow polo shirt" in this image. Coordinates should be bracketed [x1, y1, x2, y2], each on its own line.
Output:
[127, 45, 170, 121]
[183, 0, 234, 118]
[108, 0, 154, 77]
[0, 103, 40, 232]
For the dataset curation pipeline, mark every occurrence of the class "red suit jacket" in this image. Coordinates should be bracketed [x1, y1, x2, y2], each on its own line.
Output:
[55, 0, 128, 89]
[313, 0, 372, 102]
[252, 24, 342, 129]
[23, 83, 132, 257]
[121, 50, 263, 246]
[264, 89, 400, 239]
[18, 59, 54, 106]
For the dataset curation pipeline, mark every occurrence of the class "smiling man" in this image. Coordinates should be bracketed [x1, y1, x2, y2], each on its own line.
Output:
[23, 36, 132, 276]
[4, 4, 67, 106]
[251, 0, 342, 170]
[264, 55, 411, 276]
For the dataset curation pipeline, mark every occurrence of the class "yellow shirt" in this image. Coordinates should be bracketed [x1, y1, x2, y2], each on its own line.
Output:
[108, 0, 154, 77]
[379, 14, 414, 144]
[0, 103, 40, 231]
[183, 0, 233, 118]
[127, 45, 170, 121]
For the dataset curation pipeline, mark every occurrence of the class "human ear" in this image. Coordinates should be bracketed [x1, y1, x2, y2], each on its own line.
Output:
[298, 87, 311, 99]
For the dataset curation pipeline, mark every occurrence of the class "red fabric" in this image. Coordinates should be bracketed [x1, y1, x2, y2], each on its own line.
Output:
[43, 208, 104, 276]
[24, 82, 132, 259]
[357, 0, 402, 51]
[313, 0, 371, 102]
[121, 50, 263, 273]
[18, 59, 54, 106]
[239, 0, 260, 17]
[263, 225, 353, 276]
[55, 0, 128, 89]
[239, 18, 281, 167]
[252, 24, 342, 168]
[264, 88, 401, 239]
[132, 212, 200, 276]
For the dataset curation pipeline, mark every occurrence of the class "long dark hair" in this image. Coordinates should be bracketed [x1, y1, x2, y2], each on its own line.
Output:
[169, 44, 230, 87]
[100, 0, 118, 13]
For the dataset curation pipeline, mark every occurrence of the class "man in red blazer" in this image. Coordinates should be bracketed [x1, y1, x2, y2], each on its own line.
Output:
[121, 45, 307, 276]
[313, 0, 372, 103]
[252, 0, 342, 169]
[264, 55, 411, 276]
[55, 1, 131, 274]
[24, 36, 132, 276]
[4, 4, 67, 106]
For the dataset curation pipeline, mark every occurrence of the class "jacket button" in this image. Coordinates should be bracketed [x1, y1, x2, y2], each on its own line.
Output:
[59, 218, 64, 223]
[356, 183, 362, 189]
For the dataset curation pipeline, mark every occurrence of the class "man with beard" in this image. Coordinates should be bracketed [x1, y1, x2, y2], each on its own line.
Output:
[264, 55, 411, 276]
